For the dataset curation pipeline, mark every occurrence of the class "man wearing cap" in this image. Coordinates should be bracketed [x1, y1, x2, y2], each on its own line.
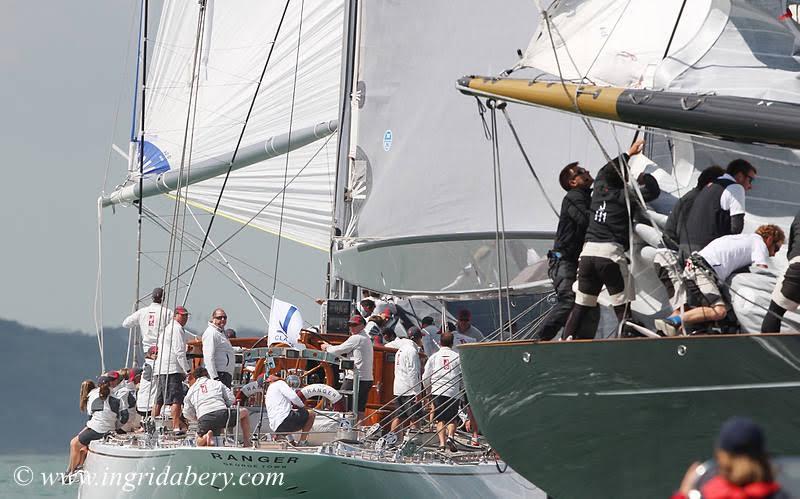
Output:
[359, 299, 376, 318]
[184, 367, 251, 447]
[122, 287, 172, 351]
[202, 308, 236, 388]
[455, 309, 483, 342]
[154, 307, 191, 435]
[321, 315, 374, 421]
[264, 374, 316, 444]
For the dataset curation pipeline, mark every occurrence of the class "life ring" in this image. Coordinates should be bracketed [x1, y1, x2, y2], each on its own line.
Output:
[301, 383, 345, 412]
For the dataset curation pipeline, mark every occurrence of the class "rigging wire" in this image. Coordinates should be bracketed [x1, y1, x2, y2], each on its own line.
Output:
[499, 106, 559, 217]
[272, 0, 306, 296]
[183, 0, 294, 304]
[487, 103, 506, 340]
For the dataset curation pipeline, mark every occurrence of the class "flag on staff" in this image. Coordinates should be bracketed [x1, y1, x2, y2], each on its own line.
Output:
[268, 297, 303, 347]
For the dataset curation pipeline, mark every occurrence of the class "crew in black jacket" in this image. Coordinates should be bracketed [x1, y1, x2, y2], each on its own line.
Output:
[562, 139, 660, 339]
[762, 210, 800, 332]
[681, 159, 756, 258]
[663, 165, 725, 251]
[535, 161, 598, 341]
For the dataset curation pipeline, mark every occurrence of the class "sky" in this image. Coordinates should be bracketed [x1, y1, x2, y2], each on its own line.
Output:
[0, 1, 327, 337]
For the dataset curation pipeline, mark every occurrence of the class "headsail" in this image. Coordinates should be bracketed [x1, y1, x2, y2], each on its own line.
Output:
[333, 0, 632, 296]
[107, 0, 345, 251]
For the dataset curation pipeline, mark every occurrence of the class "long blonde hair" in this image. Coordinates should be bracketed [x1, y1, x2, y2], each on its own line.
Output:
[716, 449, 774, 486]
[79, 380, 96, 412]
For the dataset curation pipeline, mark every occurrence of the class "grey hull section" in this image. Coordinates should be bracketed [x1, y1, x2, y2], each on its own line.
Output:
[458, 334, 800, 498]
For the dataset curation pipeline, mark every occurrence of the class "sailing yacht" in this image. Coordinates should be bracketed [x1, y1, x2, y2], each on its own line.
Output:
[78, 0, 560, 497]
[455, 1, 800, 498]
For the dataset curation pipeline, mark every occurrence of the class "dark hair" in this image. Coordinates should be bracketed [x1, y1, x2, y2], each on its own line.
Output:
[696, 165, 725, 190]
[382, 328, 397, 341]
[152, 287, 164, 304]
[420, 316, 434, 327]
[192, 367, 209, 379]
[440, 331, 455, 347]
[360, 299, 375, 309]
[727, 159, 756, 177]
[559, 162, 580, 191]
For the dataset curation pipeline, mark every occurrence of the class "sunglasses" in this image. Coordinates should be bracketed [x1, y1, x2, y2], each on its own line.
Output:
[214, 315, 227, 320]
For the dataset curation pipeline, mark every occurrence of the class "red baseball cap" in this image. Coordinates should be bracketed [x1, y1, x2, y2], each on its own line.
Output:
[175, 306, 190, 316]
[348, 315, 366, 326]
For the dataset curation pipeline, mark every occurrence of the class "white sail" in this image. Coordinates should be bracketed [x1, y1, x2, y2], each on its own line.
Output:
[140, 0, 344, 250]
[333, 0, 633, 295]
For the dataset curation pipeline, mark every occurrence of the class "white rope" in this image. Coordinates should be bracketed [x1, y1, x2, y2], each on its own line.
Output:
[94, 197, 106, 373]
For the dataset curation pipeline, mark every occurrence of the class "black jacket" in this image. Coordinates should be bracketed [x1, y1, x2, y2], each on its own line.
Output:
[663, 188, 700, 251]
[553, 186, 592, 263]
[789, 211, 800, 260]
[585, 154, 659, 250]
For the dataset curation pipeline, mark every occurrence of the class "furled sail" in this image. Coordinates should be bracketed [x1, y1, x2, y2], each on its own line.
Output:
[332, 0, 632, 296]
[108, 0, 345, 251]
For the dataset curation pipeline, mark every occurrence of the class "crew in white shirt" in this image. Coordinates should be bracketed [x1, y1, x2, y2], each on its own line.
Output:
[154, 306, 191, 434]
[136, 348, 158, 416]
[67, 375, 127, 474]
[321, 315, 374, 421]
[383, 330, 422, 432]
[122, 287, 172, 351]
[183, 367, 251, 447]
[655, 225, 784, 336]
[202, 308, 236, 388]
[422, 332, 462, 452]
[264, 375, 316, 443]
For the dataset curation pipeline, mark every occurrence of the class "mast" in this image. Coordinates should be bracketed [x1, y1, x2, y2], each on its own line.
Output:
[328, 0, 359, 299]
[456, 77, 800, 150]
[101, 120, 338, 208]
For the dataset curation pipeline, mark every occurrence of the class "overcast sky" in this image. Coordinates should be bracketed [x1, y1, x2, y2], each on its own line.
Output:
[0, 1, 326, 337]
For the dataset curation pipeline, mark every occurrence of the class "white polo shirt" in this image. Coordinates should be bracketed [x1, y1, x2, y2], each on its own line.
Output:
[699, 233, 769, 281]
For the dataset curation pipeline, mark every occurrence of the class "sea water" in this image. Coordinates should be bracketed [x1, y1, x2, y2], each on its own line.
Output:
[1, 454, 75, 498]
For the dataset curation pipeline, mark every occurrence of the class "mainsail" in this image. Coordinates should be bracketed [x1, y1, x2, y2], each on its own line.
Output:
[105, 0, 345, 251]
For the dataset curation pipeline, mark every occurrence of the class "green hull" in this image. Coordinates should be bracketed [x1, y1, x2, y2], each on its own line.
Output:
[459, 334, 800, 499]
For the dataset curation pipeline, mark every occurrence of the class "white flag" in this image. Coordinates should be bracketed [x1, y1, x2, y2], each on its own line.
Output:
[268, 297, 303, 348]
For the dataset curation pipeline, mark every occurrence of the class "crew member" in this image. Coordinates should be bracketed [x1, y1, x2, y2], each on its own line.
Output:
[67, 375, 127, 474]
[455, 309, 483, 341]
[265, 374, 316, 444]
[183, 367, 251, 447]
[682, 159, 756, 257]
[136, 346, 158, 417]
[154, 306, 191, 435]
[419, 316, 440, 356]
[672, 417, 788, 499]
[384, 330, 422, 432]
[122, 287, 172, 351]
[663, 165, 726, 251]
[422, 331, 462, 452]
[321, 315, 374, 422]
[762, 211, 800, 333]
[563, 139, 660, 339]
[202, 308, 235, 388]
[536, 160, 598, 340]
[655, 225, 784, 336]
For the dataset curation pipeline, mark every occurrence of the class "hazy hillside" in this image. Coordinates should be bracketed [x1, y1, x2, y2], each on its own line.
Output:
[0, 319, 264, 454]
[0, 319, 130, 453]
